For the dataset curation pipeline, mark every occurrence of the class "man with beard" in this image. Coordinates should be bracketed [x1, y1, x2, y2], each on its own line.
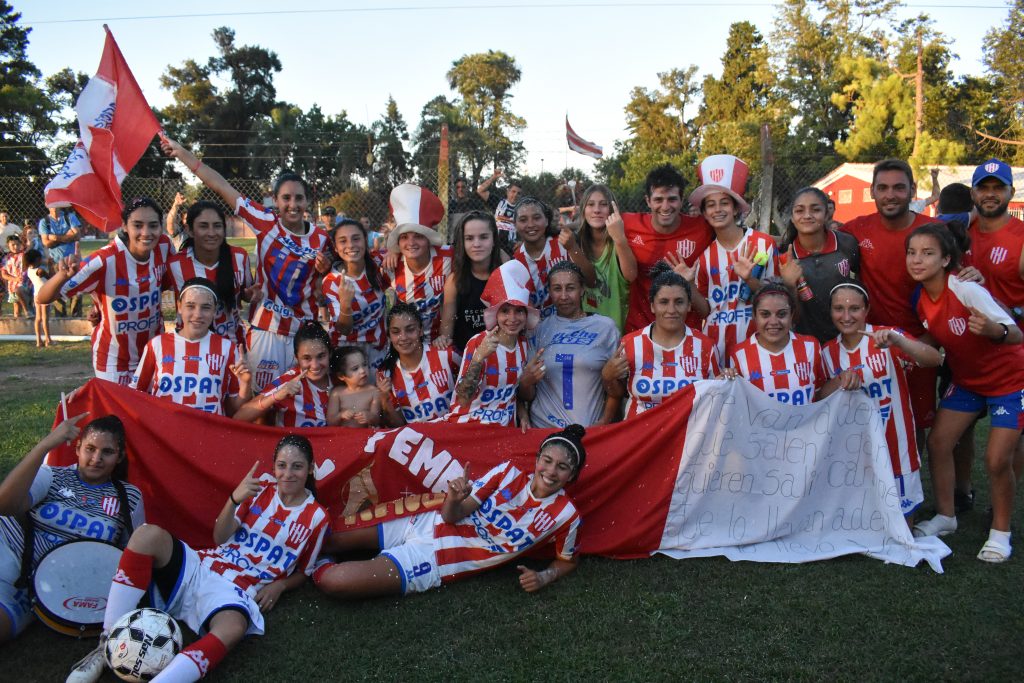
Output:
[622, 164, 713, 332]
[841, 159, 937, 430]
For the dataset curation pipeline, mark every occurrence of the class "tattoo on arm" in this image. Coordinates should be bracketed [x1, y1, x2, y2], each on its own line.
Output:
[456, 359, 485, 402]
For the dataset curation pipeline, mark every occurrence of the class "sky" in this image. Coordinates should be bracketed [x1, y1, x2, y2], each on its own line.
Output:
[18, 0, 1006, 177]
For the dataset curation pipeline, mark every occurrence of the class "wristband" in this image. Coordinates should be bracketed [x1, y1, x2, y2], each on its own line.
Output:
[188, 158, 202, 174]
[537, 568, 558, 587]
[997, 322, 1009, 344]
[229, 492, 240, 506]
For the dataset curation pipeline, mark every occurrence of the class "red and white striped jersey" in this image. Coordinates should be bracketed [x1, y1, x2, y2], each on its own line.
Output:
[60, 235, 172, 376]
[259, 366, 332, 427]
[513, 237, 570, 320]
[386, 246, 453, 341]
[162, 246, 253, 346]
[729, 332, 826, 405]
[696, 229, 779, 362]
[3, 253, 25, 293]
[916, 274, 1024, 395]
[236, 198, 329, 337]
[388, 345, 461, 423]
[822, 325, 919, 477]
[199, 484, 328, 598]
[131, 331, 240, 416]
[622, 324, 720, 418]
[446, 331, 528, 426]
[321, 266, 389, 349]
[432, 461, 579, 584]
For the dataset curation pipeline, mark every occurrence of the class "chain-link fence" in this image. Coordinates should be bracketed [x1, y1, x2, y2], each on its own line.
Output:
[0, 162, 837, 242]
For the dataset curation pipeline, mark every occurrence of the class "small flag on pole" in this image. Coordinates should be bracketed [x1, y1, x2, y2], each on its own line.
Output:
[44, 26, 162, 231]
[566, 117, 603, 159]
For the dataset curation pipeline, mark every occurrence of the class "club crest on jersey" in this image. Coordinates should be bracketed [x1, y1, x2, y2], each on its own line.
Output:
[430, 370, 450, 391]
[794, 362, 811, 382]
[206, 354, 225, 372]
[681, 356, 699, 375]
[837, 259, 851, 276]
[676, 239, 696, 260]
[288, 522, 312, 546]
[101, 496, 120, 516]
[429, 274, 445, 292]
[866, 352, 887, 375]
[948, 317, 967, 336]
[529, 510, 556, 535]
[255, 371, 274, 389]
[990, 247, 1009, 265]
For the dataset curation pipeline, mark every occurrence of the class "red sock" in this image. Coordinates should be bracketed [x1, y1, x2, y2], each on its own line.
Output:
[313, 560, 336, 586]
[114, 547, 153, 588]
[173, 633, 228, 679]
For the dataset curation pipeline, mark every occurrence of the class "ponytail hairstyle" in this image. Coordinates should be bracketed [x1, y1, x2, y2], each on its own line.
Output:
[293, 319, 333, 357]
[781, 186, 830, 251]
[274, 434, 318, 499]
[906, 222, 970, 273]
[539, 423, 588, 482]
[648, 260, 692, 304]
[118, 197, 163, 250]
[329, 219, 386, 294]
[183, 201, 235, 312]
[575, 184, 616, 262]
[514, 197, 558, 239]
[380, 302, 424, 374]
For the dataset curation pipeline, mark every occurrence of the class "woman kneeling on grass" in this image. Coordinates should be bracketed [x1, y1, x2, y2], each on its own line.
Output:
[67, 435, 329, 683]
[314, 424, 586, 598]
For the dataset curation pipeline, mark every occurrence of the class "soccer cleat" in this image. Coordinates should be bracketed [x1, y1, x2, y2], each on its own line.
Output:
[66, 635, 106, 683]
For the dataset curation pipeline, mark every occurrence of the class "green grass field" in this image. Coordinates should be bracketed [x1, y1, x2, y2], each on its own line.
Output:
[1, 341, 1022, 681]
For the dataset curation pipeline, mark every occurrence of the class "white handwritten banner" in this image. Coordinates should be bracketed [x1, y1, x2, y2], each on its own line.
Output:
[658, 381, 950, 571]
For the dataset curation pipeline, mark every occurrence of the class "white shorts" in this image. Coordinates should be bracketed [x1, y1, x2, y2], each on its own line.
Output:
[0, 541, 33, 636]
[150, 543, 265, 637]
[897, 471, 924, 517]
[247, 328, 295, 394]
[378, 512, 442, 595]
[93, 370, 134, 387]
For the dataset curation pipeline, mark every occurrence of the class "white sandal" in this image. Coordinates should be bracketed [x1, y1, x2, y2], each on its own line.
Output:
[977, 539, 1012, 563]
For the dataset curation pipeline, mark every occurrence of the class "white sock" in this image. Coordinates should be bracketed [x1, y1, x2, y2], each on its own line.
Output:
[102, 583, 146, 631]
[152, 652, 203, 683]
[988, 529, 1011, 546]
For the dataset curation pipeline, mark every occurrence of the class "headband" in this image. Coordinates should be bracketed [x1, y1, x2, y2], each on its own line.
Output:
[541, 436, 581, 469]
[829, 282, 870, 303]
[179, 283, 218, 302]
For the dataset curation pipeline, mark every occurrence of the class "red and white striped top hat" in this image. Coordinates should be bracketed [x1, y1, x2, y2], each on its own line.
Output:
[387, 183, 445, 253]
[688, 154, 751, 218]
[481, 260, 540, 330]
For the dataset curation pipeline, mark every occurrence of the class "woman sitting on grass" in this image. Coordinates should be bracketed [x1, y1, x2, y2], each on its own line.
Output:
[313, 424, 586, 598]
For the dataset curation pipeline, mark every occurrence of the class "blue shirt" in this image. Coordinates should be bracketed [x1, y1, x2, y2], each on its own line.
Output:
[38, 211, 82, 261]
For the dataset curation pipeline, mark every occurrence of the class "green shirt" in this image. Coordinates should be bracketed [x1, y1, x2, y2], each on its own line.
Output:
[583, 241, 629, 332]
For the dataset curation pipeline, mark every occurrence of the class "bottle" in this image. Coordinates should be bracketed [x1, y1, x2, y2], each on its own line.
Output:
[738, 251, 769, 302]
[796, 276, 814, 301]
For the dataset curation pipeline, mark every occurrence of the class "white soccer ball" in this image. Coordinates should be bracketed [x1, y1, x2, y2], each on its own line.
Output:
[104, 608, 183, 682]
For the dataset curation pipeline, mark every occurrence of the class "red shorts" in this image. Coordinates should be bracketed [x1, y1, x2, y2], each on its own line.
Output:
[906, 365, 937, 429]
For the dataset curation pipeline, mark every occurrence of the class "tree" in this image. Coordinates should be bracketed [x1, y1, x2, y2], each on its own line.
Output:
[411, 95, 486, 186]
[0, 1, 57, 176]
[446, 51, 526, 176]
[981, 0, 1024, 162]
[368, 96, 412, 194]
[159, 27, 282, 177]
[697, 22, 785, 169]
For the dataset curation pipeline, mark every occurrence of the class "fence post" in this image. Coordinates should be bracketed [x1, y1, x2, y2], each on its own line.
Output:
[758, 124, 774, 234]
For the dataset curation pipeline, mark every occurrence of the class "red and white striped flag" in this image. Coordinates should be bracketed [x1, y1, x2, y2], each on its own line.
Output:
[566, 116, 603, 159]
[44, 26, 161, 231]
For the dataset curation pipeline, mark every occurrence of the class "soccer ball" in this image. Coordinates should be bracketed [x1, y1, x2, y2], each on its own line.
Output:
[104, 608, 183, 682]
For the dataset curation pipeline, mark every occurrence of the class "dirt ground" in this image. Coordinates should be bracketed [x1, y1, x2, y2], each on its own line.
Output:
[1, 360, 93, 386]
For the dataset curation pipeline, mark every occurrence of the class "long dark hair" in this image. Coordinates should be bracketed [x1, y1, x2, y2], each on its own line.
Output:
[293, 319, 333, 357]
[274, 434, 317, 499]
[780, 187, 830, 251]
[452, 211, 501, 293]
[907, 222, 970, 273]
[380, 302, 423, 374]
[328, 219, 386, 293]
[182, 201, 236, 312]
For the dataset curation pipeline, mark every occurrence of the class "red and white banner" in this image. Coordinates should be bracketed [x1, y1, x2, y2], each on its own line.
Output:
[44, 27, 161, 231]
[566, 117, 603, 159]
[48, 379, 949, 571]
